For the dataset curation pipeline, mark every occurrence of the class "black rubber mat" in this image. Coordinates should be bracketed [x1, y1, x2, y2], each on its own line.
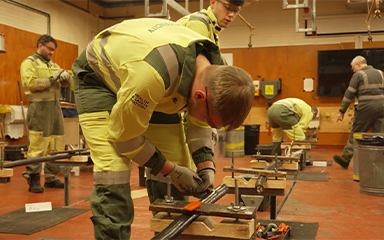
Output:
[0, 207, 89, 235]
[259, 220, 318, 240]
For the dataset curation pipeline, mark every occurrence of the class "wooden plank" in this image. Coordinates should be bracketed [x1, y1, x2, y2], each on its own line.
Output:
[0, 168, 13, 177]
[281, 142, 311, 150]
[1, 161, 12, 166]
[251, 155, 300, 162]
[223, 176, 286, 190]
[151, 213, 254, 239]
[249, 160, 268, 169]
[54, 155, 88, 163]
[250, 160, 298, 171]
[223, 167, 286, 178]
[279, 162, 298, 170]
[149, 199, 256, 219]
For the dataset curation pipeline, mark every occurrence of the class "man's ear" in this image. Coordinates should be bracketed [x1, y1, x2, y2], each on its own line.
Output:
[194, 89, 206, 100]
[210, 0, 216, 9]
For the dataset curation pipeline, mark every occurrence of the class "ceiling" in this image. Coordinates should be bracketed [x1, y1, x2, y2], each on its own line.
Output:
[60, 0, 384, 19]
[90, 0, 198, 8]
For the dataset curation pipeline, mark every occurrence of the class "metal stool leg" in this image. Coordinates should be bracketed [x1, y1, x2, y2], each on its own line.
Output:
[60, 165, 73, 207]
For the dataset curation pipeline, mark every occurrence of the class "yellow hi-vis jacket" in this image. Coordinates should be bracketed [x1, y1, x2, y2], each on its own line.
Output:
[84, 18, 224, 167]
[177, 7, 222, 47]
[20, 52, 61, 102]
[272, 98, 313, 140]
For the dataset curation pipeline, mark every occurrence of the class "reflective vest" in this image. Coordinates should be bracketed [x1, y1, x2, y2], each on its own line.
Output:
[20, 52, 61, 102]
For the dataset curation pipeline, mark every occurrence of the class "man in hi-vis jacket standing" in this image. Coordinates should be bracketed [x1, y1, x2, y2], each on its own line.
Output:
[20, 34, 72, 193]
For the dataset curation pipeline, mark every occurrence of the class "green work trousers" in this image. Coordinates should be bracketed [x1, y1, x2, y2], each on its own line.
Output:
[341, 100, 384, 162]
[22, 101, 64, 181]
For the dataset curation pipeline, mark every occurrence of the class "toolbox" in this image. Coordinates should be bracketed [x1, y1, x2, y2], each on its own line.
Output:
[4, 144, 28, 161]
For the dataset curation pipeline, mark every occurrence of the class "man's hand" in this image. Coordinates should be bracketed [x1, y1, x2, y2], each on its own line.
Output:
[337, 112, 344, 122]
[53, 69, 65, 81]
[59, 70, 72, 87]
[167, 164, 205, 197]
[50, 69, 65, 86]
[198, 168, 215, 190]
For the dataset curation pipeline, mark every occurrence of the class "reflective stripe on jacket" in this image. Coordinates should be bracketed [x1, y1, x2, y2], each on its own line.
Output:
[340, 65, 384, 113]
[20, 52, 61, 102]
[272, 98, 313, 130]
[177, 7, 222, 47]
[84, 18, 224, 160]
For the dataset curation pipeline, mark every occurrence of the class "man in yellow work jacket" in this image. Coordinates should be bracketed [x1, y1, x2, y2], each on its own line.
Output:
[72, 18, 255, 239]
[177, 0, 244, 47]
[268, 98, 318, 155]
[20, 34, 72, 193]
[146, 0, 244, 210]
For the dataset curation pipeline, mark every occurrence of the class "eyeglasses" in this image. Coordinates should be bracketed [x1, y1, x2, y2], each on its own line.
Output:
[216, 0, 241, 15]
[43, 44, 55, 52]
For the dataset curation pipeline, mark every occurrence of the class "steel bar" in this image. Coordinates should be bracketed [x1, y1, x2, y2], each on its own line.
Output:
[151, 183, 228, 240]
[255, 158, 284, 194]
[223, 167, 286, 178]
[3, 153, 73, 168]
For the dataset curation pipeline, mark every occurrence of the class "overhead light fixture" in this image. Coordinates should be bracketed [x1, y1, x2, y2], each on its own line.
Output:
[0, 34, 6, 53]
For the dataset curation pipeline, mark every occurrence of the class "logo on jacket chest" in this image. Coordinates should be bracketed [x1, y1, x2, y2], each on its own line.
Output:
[131, 93, 149, 110]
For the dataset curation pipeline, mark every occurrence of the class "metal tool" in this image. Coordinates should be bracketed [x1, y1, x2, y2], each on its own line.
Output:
[255, 155, 284, 194]
[227, 179, 246, 223]
[231, 152, 235, 178]
[152, 184, 229, 240]
[164, 176, 174, 217]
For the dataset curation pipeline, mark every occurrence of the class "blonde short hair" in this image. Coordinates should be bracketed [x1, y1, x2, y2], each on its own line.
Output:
[203, 65, 254, 131]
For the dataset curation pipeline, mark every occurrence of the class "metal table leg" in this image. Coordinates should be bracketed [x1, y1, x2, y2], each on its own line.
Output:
[60, 165, 73, 207]
[270, 195, 276, 220]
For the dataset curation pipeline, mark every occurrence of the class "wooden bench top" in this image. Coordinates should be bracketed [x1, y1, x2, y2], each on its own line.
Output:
[149, 199, 256, 219]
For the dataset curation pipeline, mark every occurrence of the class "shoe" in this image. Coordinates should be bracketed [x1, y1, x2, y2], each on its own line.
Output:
[333, 155, 349, 169]
[28, 173, 44, 193]
[44, 179, 65, 188]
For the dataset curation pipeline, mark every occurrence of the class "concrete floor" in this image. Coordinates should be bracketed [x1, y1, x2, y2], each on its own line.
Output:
[0, 146, 383, 240]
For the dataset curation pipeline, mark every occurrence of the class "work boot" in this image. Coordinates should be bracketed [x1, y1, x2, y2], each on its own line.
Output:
[28, 173, 44, 193]
[44, 179, 65, 188]
[333, 155, 350, 169]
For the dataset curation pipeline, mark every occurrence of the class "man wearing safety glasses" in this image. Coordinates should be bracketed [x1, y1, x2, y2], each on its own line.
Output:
[177, 0, 244, 48]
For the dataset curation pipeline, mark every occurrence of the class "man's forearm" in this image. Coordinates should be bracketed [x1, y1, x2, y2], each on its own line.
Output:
[160, 161, 175, 175]
[196, 161, 215, 172]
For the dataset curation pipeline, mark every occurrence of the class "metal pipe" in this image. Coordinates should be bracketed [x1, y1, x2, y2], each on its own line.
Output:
[283, 0, 308, 9]
[3, 153, 72, 168]
[2, 0, 51, 34]
[255, 157, 284, 193]
[152, 183, 229, 240]
[296, 1, 316, 33]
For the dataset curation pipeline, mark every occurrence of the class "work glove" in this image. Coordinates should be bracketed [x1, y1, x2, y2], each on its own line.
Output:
[198, 168, 215, 190]
[49, 69, 65, 86]
[167, 164, 205, 197]
[59, 70, 72, 87]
